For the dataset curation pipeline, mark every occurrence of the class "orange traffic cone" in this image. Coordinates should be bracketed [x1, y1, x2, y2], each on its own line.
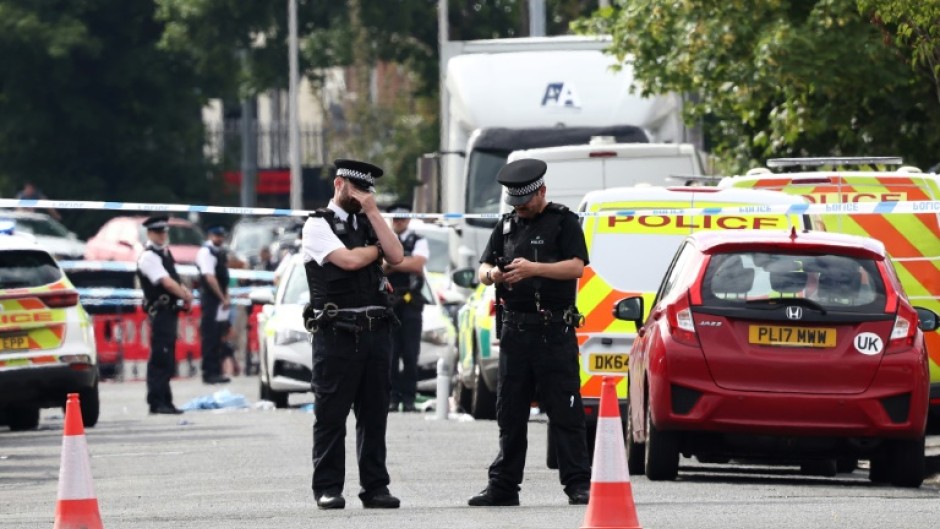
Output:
[53, 393, 104, 529]
[580, 377, 642, 529]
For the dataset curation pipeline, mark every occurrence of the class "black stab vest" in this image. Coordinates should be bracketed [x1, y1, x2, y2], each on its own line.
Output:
[386, 232, 425, 304]
[304, 209, 388, 310]
[137, 245, 181, 306]
[199, 242, 229, 303]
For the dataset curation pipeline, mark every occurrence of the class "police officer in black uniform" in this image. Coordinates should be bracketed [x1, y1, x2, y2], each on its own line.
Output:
[468, 158, 592, 507]
[384, 204, 429, 413]
[302, 159, 405, 510]
[136, 215, 194, 415]
[195, 225, 232, 384]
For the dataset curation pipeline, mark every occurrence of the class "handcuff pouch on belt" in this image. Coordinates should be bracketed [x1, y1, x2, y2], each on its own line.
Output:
[146, 294, 184, 317]
[303, 302, 399, 334]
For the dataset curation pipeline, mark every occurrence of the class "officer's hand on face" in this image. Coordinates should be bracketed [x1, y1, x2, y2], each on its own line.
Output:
[503, 258, 536, 285]
[348, 186, 377, 213]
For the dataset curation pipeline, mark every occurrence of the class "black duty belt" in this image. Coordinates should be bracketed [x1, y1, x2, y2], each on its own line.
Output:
[502, 309, 568, 326]
[304, 303, 397, 333]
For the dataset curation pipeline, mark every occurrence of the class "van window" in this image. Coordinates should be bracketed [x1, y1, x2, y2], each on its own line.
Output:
[465, 150, 507, 228]
[701, 252, 886, 312]
[591, 232, 687, 293]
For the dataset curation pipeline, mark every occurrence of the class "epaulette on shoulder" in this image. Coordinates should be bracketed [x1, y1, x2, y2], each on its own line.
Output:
[309, 208, 333, 219]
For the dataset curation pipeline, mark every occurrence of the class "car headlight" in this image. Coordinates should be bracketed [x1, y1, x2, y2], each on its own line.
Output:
[422, 326, 452, 346]
[274, 329, 309, 345]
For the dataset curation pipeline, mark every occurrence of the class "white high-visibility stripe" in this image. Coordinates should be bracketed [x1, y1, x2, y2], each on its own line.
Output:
[590, 417, 630, 483]
[57, 435, 97, 500]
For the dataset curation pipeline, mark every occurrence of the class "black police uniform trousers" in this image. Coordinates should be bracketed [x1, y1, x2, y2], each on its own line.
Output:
[147, 308, 178, 410]
[199, 295, 223, 380]
[487, 321, 592, 494]
[311, 319, 393, 499]
[389, 301, 423, 408]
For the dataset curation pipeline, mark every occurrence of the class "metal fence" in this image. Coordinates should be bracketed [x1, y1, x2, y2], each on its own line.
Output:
[205, 121, 326, 169]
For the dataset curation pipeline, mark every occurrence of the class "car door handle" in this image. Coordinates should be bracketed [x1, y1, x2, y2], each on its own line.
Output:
[637, 327, 646, 338]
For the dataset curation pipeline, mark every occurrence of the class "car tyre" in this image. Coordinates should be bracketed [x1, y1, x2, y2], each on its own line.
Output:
[453, 375, 473, 414]
[868, 449, 891, 484]
[644, 400, 679, 481]
[836, 456, 859, 474]
[7, 405, 40, 431]
[259, 379, 271, 401]
[626, 402, 645, 476]
[269, 388, 289, 409]
[800, 459, 836, 477]
[470, 359, 496, 420]
[79, 381, 100, 428]
[888, 436, 925, 488]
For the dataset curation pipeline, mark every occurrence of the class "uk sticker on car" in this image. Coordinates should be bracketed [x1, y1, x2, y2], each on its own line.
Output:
[854, 332, 884, 355]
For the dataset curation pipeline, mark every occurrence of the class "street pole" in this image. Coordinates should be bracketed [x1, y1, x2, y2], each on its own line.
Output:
[288, 0, 303, 210]
[239, 97, 257, 209]
[529, 0, 545, 37]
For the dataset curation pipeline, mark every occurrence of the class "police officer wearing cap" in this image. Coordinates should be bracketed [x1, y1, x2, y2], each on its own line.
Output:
[195, 225, 232, 385]
[383, 204, 429, 413]
[468, 158, 592, 507]
[302, 159, 405, 510]
[136, 215, 194, 415]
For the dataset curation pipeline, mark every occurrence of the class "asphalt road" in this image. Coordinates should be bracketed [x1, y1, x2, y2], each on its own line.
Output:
[2, 374, 938, 529]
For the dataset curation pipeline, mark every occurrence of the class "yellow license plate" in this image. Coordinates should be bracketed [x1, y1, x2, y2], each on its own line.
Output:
[1, 335, 29, 351]
[587, 353, 629, 373]
[748, 325, 837, 348]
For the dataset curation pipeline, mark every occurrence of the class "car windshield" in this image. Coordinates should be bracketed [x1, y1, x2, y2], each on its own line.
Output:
[169, 225, 204, 245]
[701, 251, 887, 312]
[281, 262, 309, 305]
[423, 232, 449, 274]
[0, 250, 63, 288]
[3, 217, 71, 238]
[231, 222, 282, 256]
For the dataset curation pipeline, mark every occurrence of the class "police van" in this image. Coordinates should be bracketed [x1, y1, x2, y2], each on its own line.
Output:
[718, 157, 940, 425]
[567, 186, 813, 466]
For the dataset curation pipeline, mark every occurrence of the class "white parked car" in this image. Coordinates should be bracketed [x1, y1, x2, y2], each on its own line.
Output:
[0, 210, 86, 261]
[252, 255, 456, 408]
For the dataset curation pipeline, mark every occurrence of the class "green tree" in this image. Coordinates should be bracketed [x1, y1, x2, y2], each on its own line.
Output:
[858, 1, 940, 104]
[0, 0, 210, 237]
[576, 0, 940, 173]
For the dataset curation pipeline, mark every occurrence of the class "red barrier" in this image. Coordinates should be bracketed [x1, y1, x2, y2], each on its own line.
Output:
[91, 306, 203, 366]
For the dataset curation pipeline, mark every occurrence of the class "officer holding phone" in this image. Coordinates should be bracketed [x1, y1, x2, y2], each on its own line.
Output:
[468, 158, 592, 507]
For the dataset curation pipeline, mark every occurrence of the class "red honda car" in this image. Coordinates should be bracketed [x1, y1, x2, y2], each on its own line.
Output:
[84, 216, 204, 264]
[617, 229, 939, 487]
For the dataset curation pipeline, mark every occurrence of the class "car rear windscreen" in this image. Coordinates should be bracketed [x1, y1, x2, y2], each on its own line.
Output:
[701, 252, 887, 313]
[0, 250, 63, 288]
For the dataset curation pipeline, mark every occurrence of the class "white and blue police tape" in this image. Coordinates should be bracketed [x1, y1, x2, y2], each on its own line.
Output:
[3, 197, 938, 219]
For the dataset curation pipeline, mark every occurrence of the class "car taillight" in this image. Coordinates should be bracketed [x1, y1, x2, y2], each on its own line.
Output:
[667, 294, 698, 347]
[42, 291, 79, 308]
[886, 305, 917, 354]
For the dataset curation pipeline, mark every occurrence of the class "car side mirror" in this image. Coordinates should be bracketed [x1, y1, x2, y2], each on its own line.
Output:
[915, 307, 939, 332]
[451, 267, 479, 289]
[249, 287, 275, 306]
[613, 296, 645, 326]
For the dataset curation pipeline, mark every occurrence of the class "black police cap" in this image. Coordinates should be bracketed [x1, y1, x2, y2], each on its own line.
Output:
[386, 203, 412, 216]
[143, 215, 170, 231]
[334, 159, 384, 191]
[497, 158, 547, 206]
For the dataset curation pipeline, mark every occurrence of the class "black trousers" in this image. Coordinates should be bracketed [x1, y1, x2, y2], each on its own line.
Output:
[147, 309, 178, 410]
[311, 320, 392, 498]
[200, 297, 222, 380]
[389, 302, 423, 407]
[487, 322, 591, 493]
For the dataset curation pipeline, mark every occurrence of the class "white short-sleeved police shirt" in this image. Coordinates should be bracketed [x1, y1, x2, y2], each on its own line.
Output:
[401, 230, 430, 261]
[138, 244, 170, 284]
[195, 243, 219, 276]
[303, 200, 352, 265]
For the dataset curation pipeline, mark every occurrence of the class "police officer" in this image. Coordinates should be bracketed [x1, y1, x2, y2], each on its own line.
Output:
[136, 215, 194, 415]
[302, 159, 405, 510]
[468, 159, 592, 507]
[384, 204, 429, 413]
[195, 225, 232, 385]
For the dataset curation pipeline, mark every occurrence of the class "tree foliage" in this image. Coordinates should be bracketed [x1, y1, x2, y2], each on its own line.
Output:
[858, 0, 940, 104]
[0, 0, 210, 237]
[576, 0, 940, 173]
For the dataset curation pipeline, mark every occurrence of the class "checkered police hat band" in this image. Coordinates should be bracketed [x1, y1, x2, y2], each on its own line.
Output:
[337, 168, 375, 185]
[506, 177, 544, 197]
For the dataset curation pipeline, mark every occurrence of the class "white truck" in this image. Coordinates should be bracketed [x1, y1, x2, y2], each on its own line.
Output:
[417, 35, 692, 268]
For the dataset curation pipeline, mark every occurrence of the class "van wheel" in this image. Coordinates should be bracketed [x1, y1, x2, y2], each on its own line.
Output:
[546, 423, 558, 469]
[626, 402, 645, 476]
[644, 400, 679, 480]
[470, 361, 496, 420]
[7, 405, 40, 431]
[79, 382, 100, 428]
[888, 436, 925, 488]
